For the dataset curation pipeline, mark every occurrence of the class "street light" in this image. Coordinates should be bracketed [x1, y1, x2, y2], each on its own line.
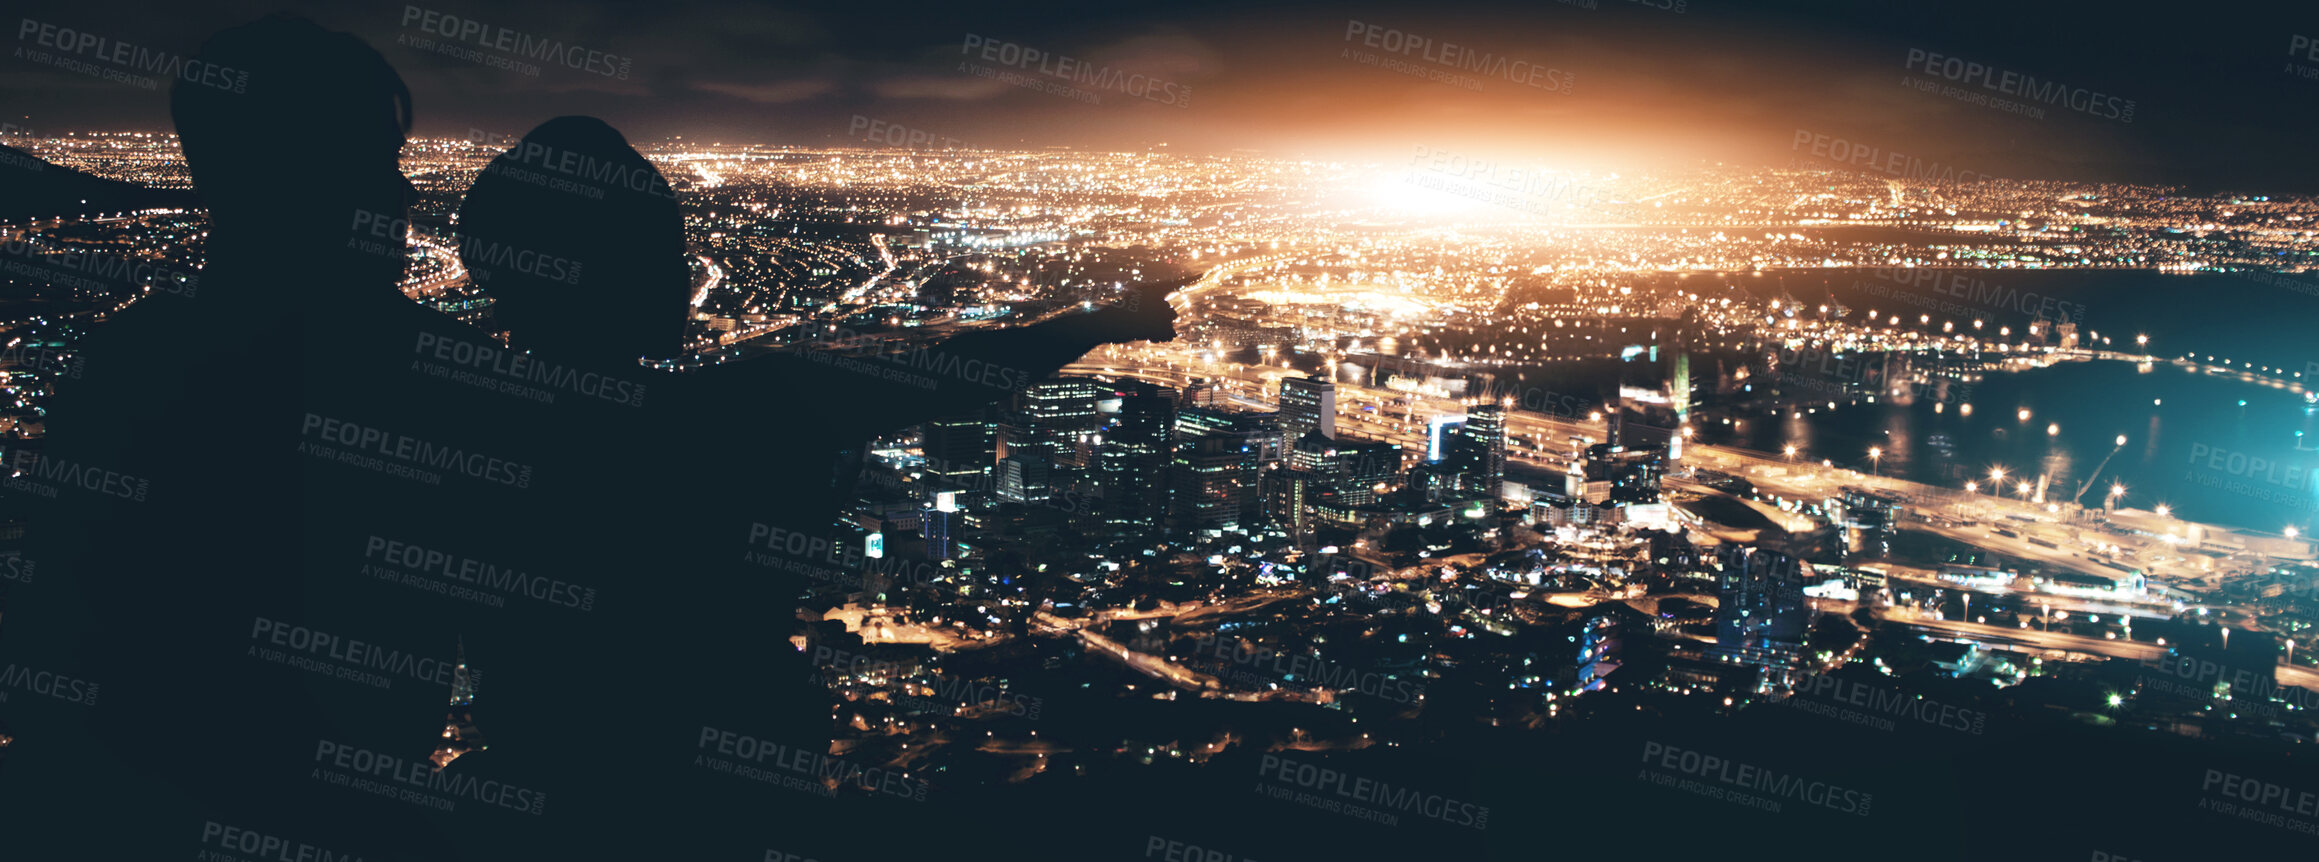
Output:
[1868, 446, 1882, 476]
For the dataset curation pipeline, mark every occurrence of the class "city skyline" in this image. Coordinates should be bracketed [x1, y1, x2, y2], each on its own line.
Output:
[8, 5, 2319, 861]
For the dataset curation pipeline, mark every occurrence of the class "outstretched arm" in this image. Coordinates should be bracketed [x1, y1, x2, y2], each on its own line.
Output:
[710, 276, 1188, 437]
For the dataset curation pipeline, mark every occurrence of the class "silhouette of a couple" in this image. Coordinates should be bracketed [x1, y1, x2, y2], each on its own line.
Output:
[0, 14, 1177, 860]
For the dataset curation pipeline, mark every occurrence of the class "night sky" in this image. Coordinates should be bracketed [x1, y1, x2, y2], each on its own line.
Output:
[4, 0, 2315, 190]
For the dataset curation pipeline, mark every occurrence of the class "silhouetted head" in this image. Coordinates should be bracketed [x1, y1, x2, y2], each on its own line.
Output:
[171, 15, 412, 239]
[456, 117, 689, 367]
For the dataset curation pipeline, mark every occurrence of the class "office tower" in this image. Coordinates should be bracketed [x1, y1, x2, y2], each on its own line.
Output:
[1171, 406, 1261, 532]
[1337, 438, 1402, 505]
[1015, 378, 1104, 466]
[1279, 375, 1336, 441]
[1584, 442, 1665, 505]
[1426, 415, 1465, 463]
[922, 490, 960, 561]
[1265, 466, 1321, 535]
[430, 639, 486, 770]
[1182, 377, 1220, 409]
[1713, 546, 1808, 666]
[1287, 431, 1402, 507]
[1090, 382, 1173, 531]
[1172, 434, 1252, 532]
[922, 409, 995, 490]
[1447, 405, 1505, 499]
[1840, 487, 1901, 560]
[1576, 613, 1622, 691]
[1671, 350, 1691, 421]
[996, 453, 1054, 505]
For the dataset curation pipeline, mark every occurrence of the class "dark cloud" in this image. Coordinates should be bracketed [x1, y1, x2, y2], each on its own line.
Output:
[3, 0, 2314, 188]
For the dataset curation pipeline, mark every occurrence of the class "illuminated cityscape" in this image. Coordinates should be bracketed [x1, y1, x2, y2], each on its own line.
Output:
[6, 1, 2319, 860]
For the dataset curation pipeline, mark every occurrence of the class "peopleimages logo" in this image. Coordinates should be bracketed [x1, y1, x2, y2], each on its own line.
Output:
[0, 234, 200, 297]
[849, 115, 966, 150]
[866, 454, 1101, 514]
[298, 413, 534, 488]
[484, 138, 676, 201]
[0, 661, 100, 706]
[958, 34, 1192, 107]
[2142, 652, 2319, 712]
[249, 616, 462, 689]
[1187, 634, 1425, 704]
[2200, 768, 2319, 835]
[1256, 752, 1490, 829]
[200, 821, 364, 862]
[2, 449, 149, 502]
[313, 739, 547, 815]
[743, 522, 949, 590]
[1146, 835, 1257, 862]
[697, 726, 932, 801]
[451, 232, 583, 285]
[362, 535, 597, 611]
[809, 641, 1046, 719]
[1791, 130, 1989, 183]
[397, 5, 631, 79]
[412, 332, 646, 408]
[0, 341, 84, 379]
[1344, 20, 1574, 94]
[1779, 671, 1988, 735]
[1865, 267, 2088, 325]
[15, 18, 248, 93]
[1638, 741, 1874, 816]
[1, 552, 34, 583]
[1406, 145, 1592, 215]
[1902, 48, 2135, 123]
[2181, 442, 2319, 515]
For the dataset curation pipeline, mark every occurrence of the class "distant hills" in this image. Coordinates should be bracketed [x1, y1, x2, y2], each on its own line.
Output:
[0, 144, 199, 222]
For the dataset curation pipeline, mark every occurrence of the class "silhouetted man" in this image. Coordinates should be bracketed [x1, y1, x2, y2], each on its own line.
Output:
[435, 115, 1181, 857]
[0, 15, 457, 862]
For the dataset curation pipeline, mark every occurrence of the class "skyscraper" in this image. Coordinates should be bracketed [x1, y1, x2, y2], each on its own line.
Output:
[1090, 381, 1173, 532]
[430, 639, 486, 771]
[922, 409, 996, 490]
[1450, 405, 1506, 499]
[1171, 406, 1261, 532]
[1713, 546, 1808, 667]
[1013, 377, 1104, 466]
[1279, 375, 1336, 441]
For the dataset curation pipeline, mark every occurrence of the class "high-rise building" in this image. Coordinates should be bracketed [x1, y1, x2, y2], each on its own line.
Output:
[429, 639, 486, 770]
[1584, 443, 1665, 505]
[1445, 405, 1506, 499]
[1279, 375, 1336, 441]
[922, 410, 995, 490]
[1182, 378, 1221, 409]
[996, 453, 1054, 504]
[1714, 546, 1808, 666]
[1287, 431, 1401, 507]
[1171, 406, 1261, 532]
[1089, 382, 1173, 532]
[923, 491, 957, 561]
[1840, 487, 1902, 560]
[1012, 378, 1104, 466]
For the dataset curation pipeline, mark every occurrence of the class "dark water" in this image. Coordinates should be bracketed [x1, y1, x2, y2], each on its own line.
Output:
[1685, 269, 2319, 532]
